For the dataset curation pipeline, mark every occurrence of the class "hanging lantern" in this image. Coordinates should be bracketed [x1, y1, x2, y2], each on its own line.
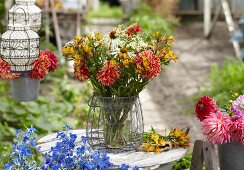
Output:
[0, 25, 40, 72]
[8, 0, 42, 32]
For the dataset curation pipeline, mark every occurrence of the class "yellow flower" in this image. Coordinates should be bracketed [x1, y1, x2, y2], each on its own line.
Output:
[159, 138, 165, 146]
[161, 34, 167, 42]
[151, 134, 159, 144]
[95, 32, 102, 41]
[152, 32, 160, 39]
[122, 60, 130, 68]
[167, 36, 174, 44]
[82, 44, 90, 53]
[74, 36, 83, 45]
[74, 54, 82, 65]
[154, 145, 161, 154]
[62, 45, 75, 56]
[87, 33, 92, 40]
[144, 143, 154, 152]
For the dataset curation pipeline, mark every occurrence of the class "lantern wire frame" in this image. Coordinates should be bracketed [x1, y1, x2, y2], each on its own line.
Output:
[0, 7, 40, 72]
[8, 0, 42, 32]
[86, 94, 144, 153]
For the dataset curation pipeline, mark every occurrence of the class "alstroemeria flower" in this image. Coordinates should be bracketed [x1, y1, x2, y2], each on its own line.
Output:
[125, 23, 142, 36]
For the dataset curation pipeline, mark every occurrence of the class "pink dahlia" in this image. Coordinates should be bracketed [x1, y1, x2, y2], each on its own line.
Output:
[74, 63, 90, 81]
[97, 60, 120, 86]
[202, 111, 232, 144]
[125, 23, 142, 36]
[29, 54, 51, 79]
[0, 58, 20, 80]
[231, 116, 244, 144]
[195, 96, 218, 121]
[41, 50, 59, 72]
[135, 50, 161, 79]
[231, 95, 244, 117]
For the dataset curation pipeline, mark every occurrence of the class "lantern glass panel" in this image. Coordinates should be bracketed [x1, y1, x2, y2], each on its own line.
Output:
[0, 26, 40, 72]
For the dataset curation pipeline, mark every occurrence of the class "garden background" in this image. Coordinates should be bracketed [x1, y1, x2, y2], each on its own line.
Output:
[0, 0, 244, 169]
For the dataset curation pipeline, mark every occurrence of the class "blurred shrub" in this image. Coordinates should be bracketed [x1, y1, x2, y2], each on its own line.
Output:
[88, 2, 123, 18]
[0, 0, 5, 32]
[198, 60, 244, 108]
[0, 76, 92, 141]
[173, 154, 192, 170]
[127, 3, 176, 35]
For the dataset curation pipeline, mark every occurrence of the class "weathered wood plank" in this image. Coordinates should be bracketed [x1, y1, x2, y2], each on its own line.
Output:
[202, 141, 218, 170]
[190, 140, 204, 170]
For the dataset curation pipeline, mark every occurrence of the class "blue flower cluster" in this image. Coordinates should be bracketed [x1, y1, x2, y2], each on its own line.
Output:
[41, 126, 111, 170]
[4, 126, 139, 170]
[4, 126, 39, 170]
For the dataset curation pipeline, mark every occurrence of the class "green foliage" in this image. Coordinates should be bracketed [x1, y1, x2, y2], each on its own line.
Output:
[199, 60, 244, 108]
[0, 75, 92, 142]
[127, 3, 175, 35]
[173, 154, 192, 170]
[0, 0, 5, 32]
[88, 2, 123, 19]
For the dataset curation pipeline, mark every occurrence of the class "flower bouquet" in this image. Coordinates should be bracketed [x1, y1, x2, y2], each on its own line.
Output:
[63, 23, 177, 149]
[195, 94, 244, 170]
[0, 50, 58, 101]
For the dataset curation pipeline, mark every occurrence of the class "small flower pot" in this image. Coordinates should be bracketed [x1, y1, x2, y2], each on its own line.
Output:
[10, 74, 40, 102]
[218, 142, 244, 170]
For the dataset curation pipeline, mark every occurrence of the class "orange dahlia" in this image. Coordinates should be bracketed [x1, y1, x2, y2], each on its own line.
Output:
[74, 63, 90, 81]
[29, 54, 51, 79]
[125, 23, 142, 36]
[41, 50, 59, 72]
[135, 50, 161, 79]
[0, 58, 20, 80]
[97, 60, 120, 86]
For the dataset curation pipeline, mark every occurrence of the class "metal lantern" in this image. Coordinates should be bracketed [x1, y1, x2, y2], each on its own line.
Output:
[0, 25, 40, 72]
[8, 0, 42, 32]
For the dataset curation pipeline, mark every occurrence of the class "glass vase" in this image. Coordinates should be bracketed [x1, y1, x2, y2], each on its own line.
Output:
[86, 94, 144, 152]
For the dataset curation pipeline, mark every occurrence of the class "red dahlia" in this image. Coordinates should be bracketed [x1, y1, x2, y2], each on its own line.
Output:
[195, 96, 218, 121]
[97, 60, 120, 86]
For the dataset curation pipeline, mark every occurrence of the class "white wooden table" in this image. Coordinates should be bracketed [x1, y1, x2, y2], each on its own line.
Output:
[37, 130, 187, 170]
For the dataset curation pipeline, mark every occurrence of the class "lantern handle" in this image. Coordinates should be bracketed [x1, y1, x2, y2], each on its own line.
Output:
[10, 6, 28, 27]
